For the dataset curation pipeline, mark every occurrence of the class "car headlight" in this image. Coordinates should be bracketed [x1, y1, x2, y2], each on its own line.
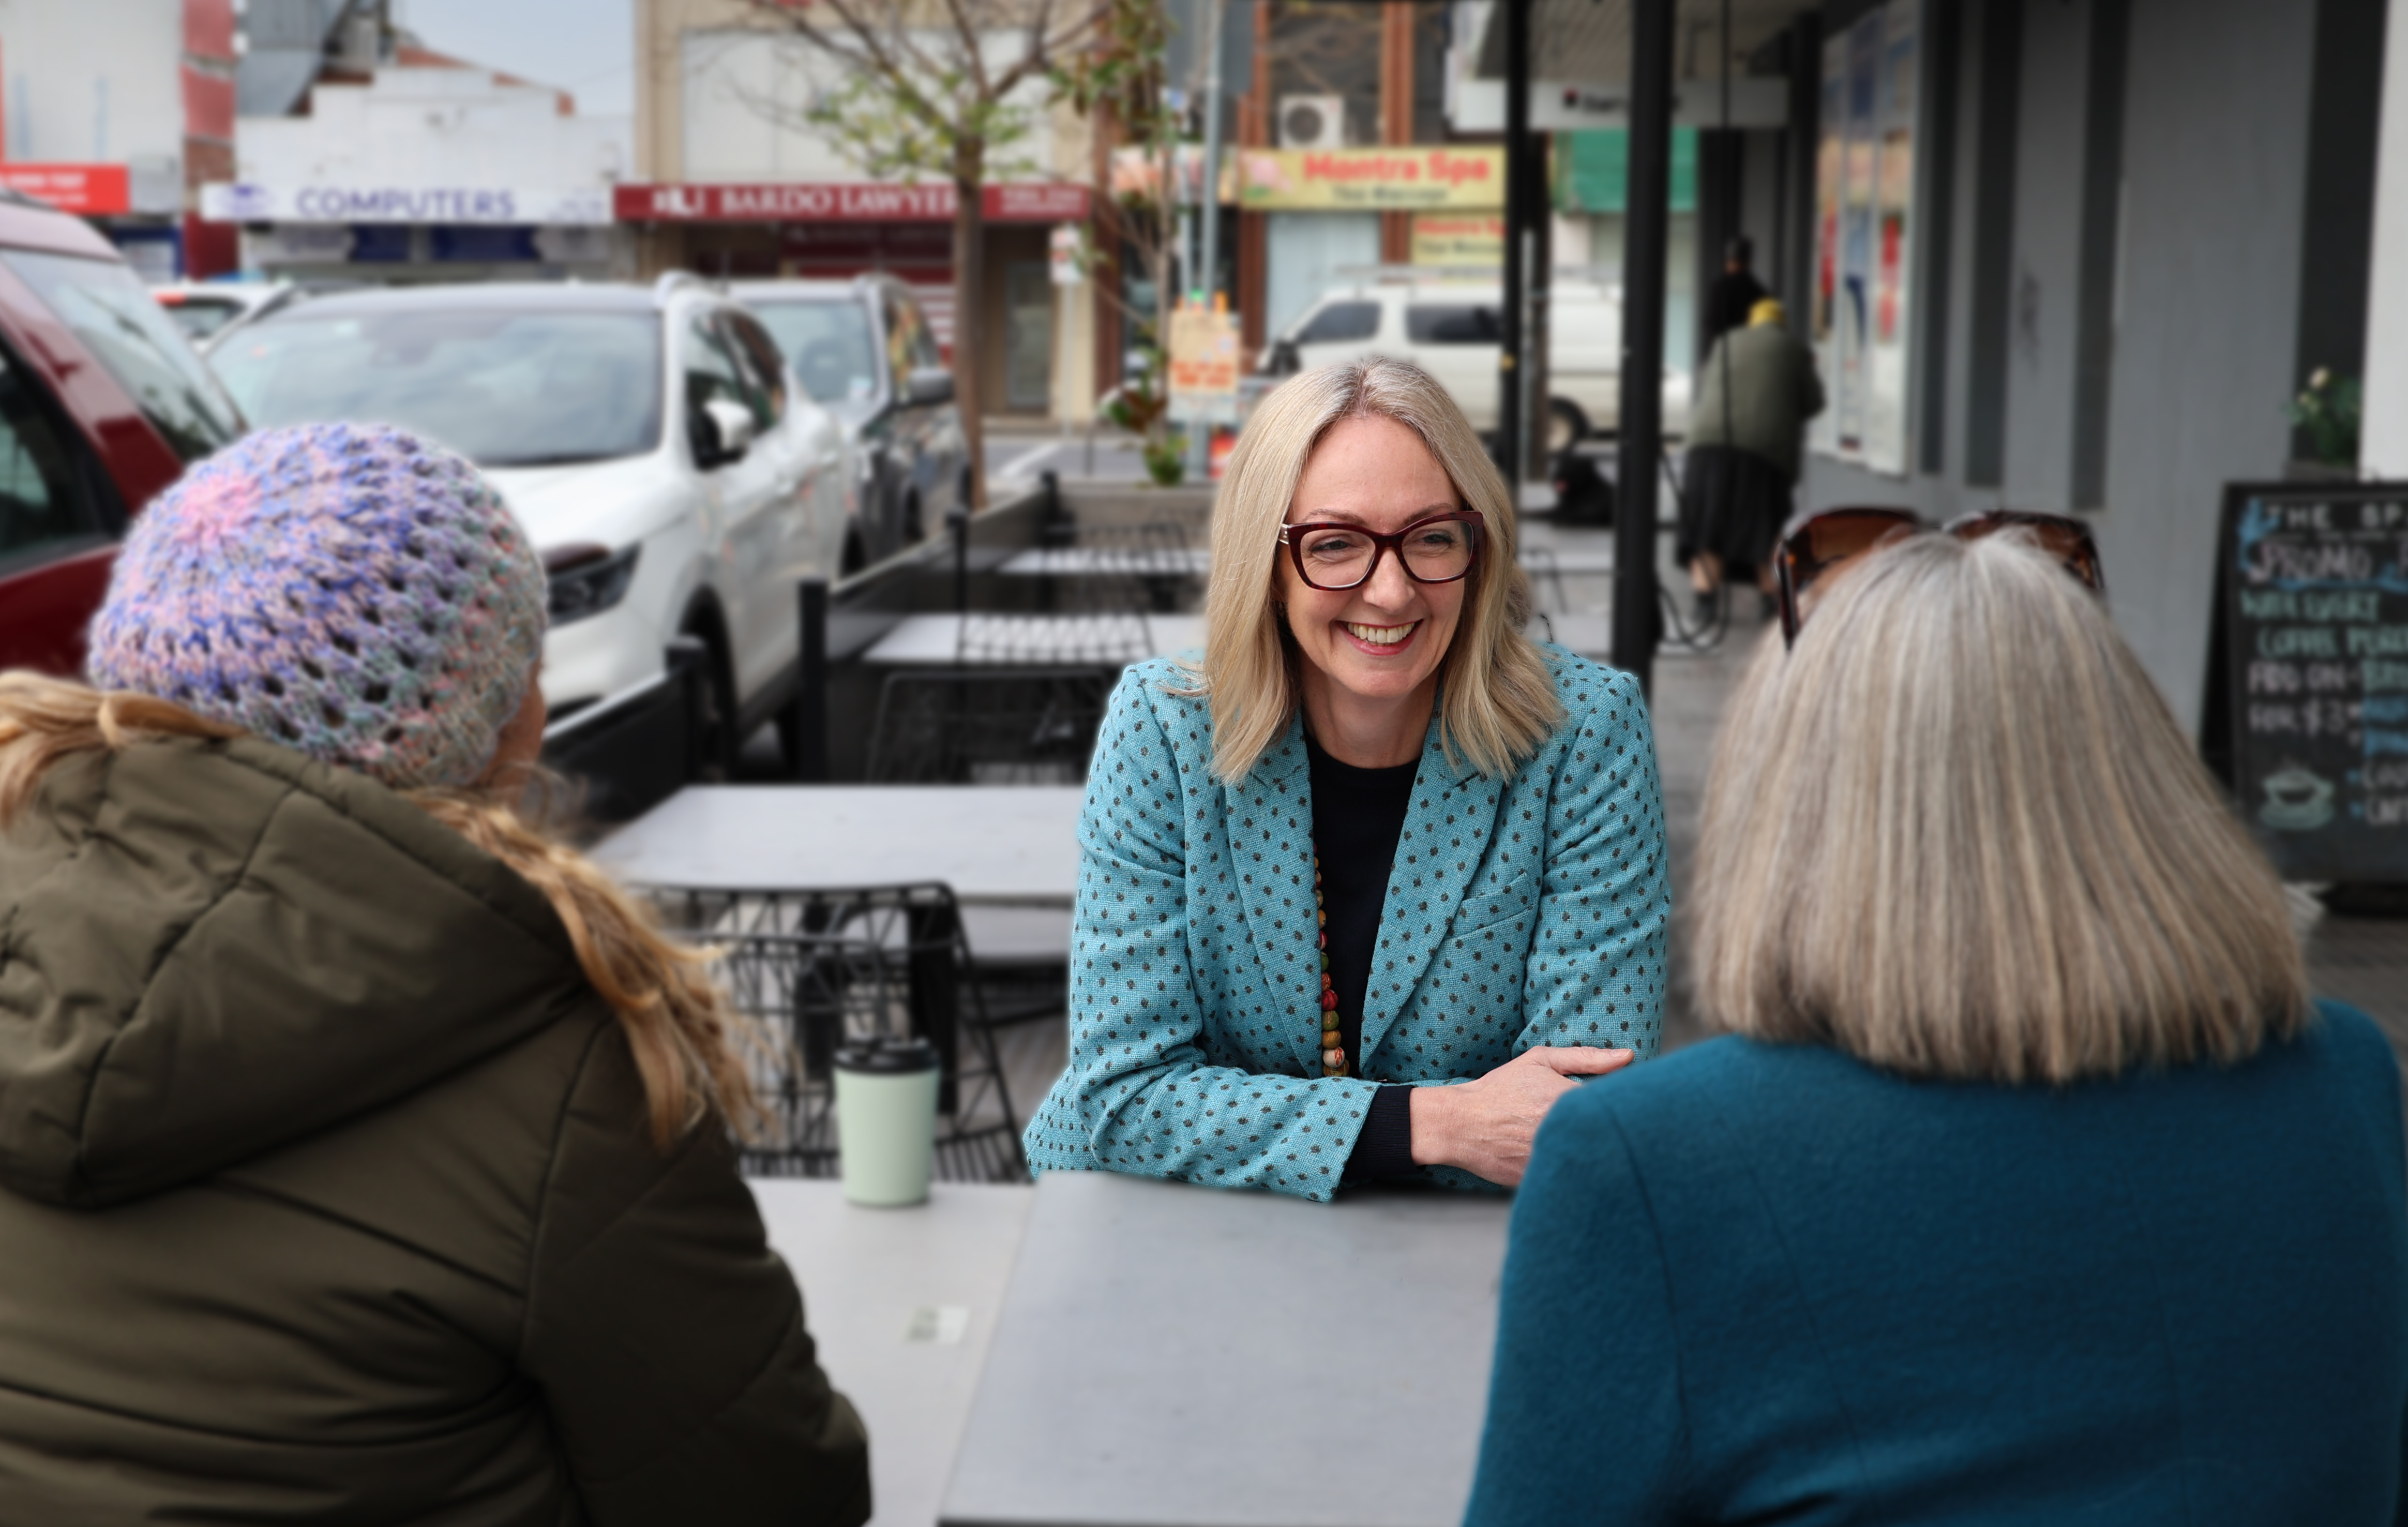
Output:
[543, 543, 641, 625]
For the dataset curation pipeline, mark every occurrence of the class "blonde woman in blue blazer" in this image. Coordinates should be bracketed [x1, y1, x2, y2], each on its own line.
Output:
[1024, 358, 1669, 1201]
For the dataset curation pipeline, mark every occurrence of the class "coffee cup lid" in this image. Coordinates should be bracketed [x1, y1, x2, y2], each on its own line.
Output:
[835, 1034, 940, 1074]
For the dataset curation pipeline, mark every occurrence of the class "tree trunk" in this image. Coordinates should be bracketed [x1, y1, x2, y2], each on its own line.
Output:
[952, 139, 988, 509]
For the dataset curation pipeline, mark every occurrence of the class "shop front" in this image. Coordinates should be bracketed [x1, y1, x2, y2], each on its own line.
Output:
[615, 181, 1091, 418]
[1234, 147, 1505, 341]
[197, 183, 622, 283]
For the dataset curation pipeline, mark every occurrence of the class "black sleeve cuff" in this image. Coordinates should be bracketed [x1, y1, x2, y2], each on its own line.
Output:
[1344, 1085, 1419, 1182]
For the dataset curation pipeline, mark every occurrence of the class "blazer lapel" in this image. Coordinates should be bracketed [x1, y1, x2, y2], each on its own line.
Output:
[1221, 717, 1324, 1075]
[1358, 720, 1506, 1068]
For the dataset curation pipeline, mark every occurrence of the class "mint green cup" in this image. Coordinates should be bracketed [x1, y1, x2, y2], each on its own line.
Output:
[833, 1036, 941, 1206]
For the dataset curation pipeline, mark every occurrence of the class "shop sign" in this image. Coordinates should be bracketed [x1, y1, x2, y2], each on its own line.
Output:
[613, 182, 1091, 223]
[1168, 303, 1240, 423]
[0, 164, 131, 216]
[198, 183, 613, 226]
[1236, 148, 1503, 211]
[1408, 214, 1504, 269]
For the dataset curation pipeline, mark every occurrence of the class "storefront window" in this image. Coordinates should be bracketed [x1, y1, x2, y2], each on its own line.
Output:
[214, 307, 662, 468]
[2, 249, 243, 462]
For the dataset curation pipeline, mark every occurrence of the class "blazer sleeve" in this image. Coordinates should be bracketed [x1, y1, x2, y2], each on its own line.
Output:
[1465, 1089, 1689, 1526]
[1516, 666, 1672, 1058]
[1035, 674, 1383, 1202]
[519, 1020, 872, 1527]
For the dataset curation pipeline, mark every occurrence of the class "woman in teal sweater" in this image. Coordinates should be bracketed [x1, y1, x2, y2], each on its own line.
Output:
[1467, 526, 2407, 1521]
[1022, 358, 1669, 1200]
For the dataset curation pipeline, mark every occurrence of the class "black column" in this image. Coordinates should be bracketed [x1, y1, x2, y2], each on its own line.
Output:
[1612, 0, 1675, 692]
[1497, 0, 1531, 485]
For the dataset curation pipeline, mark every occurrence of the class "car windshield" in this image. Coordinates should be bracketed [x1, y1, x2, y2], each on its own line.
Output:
[749, 299, 880, 407]
[158, 296, 248, 343]
[1, 249, 244, 462]
[212, 307, 663, 468]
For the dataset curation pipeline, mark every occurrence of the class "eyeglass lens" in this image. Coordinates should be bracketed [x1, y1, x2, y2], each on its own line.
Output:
[1295, 520, 1477, 589]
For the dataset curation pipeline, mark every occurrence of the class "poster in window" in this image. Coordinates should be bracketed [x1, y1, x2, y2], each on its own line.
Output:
[1813, 0, 1919, 476]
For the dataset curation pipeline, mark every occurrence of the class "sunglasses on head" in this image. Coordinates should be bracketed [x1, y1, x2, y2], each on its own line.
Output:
[1773, 507, 2106, 646]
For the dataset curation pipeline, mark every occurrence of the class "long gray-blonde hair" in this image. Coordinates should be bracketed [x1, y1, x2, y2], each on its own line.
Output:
[1693, 532, 2306, 1083]
[1193, 357, 1561, 781]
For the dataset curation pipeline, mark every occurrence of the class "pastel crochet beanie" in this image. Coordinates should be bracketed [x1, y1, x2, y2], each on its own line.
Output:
[87, 423, 548, 790]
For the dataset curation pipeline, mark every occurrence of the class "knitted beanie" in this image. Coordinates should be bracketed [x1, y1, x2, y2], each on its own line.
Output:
[87, 423, 548, 791]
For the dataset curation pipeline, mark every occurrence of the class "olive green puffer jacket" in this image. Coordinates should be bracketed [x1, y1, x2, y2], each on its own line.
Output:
[0, 734, 870, 1525]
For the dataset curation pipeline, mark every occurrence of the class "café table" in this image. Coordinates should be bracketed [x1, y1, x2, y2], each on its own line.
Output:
[940, 1170, 1513, 1527]
[754, 1180, 1036, 1527]
[997, 546, 1214, 577]
[593, 784, 1085, 955]
[861, 612, 1206, 666]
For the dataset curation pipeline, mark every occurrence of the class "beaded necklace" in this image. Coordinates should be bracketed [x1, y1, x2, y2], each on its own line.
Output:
[1313, 854, 1347, 1076]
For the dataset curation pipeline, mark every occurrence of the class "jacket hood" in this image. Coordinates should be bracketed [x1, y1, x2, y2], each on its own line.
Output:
[0, 735, 585, 1208]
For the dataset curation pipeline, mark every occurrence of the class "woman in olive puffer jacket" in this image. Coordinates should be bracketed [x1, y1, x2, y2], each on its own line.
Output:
[0, 425, 870, 1525]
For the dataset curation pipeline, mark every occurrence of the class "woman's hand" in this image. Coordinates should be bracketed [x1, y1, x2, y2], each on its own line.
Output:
[1408, 1046, 1635, 1187]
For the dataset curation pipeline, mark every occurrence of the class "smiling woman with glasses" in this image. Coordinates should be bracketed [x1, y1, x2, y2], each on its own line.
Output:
[1022, 357, 1670, 1200]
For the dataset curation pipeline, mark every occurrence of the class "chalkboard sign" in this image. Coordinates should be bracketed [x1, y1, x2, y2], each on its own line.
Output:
[2205, 481, 2408, 885]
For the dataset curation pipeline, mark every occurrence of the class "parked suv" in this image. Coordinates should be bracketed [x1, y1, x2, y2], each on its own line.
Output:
[733, 276, 968, 572]
[0, 192, 247, 676]
[210, 275, 853, 772]
[1262, 279, 1692, 448]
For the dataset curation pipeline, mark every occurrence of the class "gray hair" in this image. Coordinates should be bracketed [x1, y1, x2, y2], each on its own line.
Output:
[1694, 533, 2307, 1083]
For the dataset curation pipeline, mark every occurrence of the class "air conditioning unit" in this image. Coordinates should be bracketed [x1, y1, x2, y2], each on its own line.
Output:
[1278, 95, 1348, 150]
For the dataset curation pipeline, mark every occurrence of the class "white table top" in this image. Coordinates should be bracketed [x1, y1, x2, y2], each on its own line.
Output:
[754, 1181, 1036, 1527]
[862, 613, 1207, 666]
[998, 546, 1213, 576]
[941, 1171, 1513, 1527]
[593, 785, 1086, 904]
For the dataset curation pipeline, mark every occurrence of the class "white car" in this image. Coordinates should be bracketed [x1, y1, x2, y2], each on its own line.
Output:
[1263, 279, 1691, 448]
[210, 275, 853, 775]
[151, 279, 346, 352]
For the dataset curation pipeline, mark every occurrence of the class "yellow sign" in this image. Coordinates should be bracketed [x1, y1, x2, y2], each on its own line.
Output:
[1236, 147, 1506, 211]
[1408, 213, 1504, 267]
[1168, 304, 1240, 420]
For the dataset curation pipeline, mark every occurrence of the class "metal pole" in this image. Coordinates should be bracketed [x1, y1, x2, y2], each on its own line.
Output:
[1189, 0, 1228, 484]
[1613, 0, 1675, 693]
[1497, 0, 1530, 488]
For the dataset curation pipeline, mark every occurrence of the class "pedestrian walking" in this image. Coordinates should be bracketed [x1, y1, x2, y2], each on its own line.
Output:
[1703, 236, 1769, 343]
[0, 425, 870, 1525]
[1466, 527, 2406, 1525]
[1021, 357, 1670, 1200]
[1679, 295, 1825, 620]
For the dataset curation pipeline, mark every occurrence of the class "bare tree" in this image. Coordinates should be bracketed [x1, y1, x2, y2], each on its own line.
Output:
[736, 0, 1112, 507]
[1056, 0, 1189, 481]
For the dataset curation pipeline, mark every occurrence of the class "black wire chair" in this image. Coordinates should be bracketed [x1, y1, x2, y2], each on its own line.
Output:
[1032, 515, 1201, 613]
[652, 884, 1028, 1184]
[866, 666, 1116, 784]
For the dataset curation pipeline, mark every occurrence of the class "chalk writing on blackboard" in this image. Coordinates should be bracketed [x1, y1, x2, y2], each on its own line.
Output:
[2214, 485, 2408, 881]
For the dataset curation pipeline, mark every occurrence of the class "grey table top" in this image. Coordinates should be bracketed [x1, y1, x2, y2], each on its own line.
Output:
[754, 1181, 1036, 1527]
[862, 613, 1207, 666]
[998, 546, 1214, 577]
[593, 785, 1086, 905]
[941, 1171, 1513, 1527]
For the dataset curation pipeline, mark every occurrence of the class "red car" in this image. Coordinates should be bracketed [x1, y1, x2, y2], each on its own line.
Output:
[0, 190, 244, 676]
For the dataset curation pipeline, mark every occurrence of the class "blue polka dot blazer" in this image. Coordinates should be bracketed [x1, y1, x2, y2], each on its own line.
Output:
[1022, 646, 1670, 1201]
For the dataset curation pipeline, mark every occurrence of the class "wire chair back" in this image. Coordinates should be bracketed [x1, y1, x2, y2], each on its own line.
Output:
[867, 666, 1116, 784]
[651, 882, 1027, 1183]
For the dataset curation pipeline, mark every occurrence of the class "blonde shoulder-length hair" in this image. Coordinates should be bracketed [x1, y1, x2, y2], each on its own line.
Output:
[1694, 532, 2307, 1084]
[1192, 357, 1561, 782]
[0, 672, 759, 1149]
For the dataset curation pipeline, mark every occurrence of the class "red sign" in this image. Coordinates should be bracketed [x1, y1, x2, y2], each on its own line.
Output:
[0, 165, 131, 216]
[614, 181, 1090, 224]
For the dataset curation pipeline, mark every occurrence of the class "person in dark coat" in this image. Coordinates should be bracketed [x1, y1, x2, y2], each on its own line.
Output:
[1678, 296, 1824, 620]
[1465, 531, 2407, 1525]
[1702, 236, 1768, 343]
[0, 424, 871, 1525]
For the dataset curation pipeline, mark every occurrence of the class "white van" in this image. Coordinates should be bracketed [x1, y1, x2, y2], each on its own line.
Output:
[1261, 279, 1690, 449]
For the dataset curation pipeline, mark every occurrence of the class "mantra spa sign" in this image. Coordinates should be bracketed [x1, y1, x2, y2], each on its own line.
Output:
[1235, 148, 1504, 211]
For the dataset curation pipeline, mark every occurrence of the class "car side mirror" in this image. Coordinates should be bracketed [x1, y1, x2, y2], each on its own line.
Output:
[905, 367, 955, 407]
[694, 397, 756, 467]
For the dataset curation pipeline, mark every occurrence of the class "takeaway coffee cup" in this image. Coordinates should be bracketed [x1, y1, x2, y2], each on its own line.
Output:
[833, 1035, 941, 1207]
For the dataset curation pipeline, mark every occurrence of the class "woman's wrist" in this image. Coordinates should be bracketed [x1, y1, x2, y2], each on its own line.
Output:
[1407, 1084, 1457, 1169]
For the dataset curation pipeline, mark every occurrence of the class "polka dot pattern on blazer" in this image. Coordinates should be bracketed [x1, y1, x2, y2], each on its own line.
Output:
[1022, 647, 1670, 1201]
